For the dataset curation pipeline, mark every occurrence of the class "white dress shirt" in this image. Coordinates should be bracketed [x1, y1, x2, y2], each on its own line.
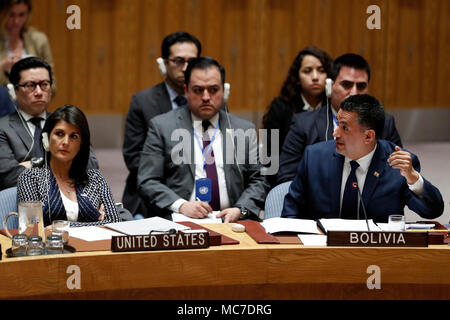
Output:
[170, 112, 231, 212]
[60, 190, 79, 222]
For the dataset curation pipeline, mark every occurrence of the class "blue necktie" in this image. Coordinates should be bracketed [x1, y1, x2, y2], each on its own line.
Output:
[341, 160, 360, 219]
[202, 120, 220, 211]
[29, 117, 44, 158]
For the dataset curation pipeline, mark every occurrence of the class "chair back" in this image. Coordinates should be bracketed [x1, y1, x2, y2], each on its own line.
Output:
[264, 181, 292, 220]
[0, 187, 18, 229]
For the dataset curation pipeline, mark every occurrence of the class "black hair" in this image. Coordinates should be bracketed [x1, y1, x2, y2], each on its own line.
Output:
[184, 56, 225, 87]
[262, 46, 332, 127]
[331, 53, 371, 82]
[42, 105, 91, 187]
[340, 94, 385, 139]
[161, 31, 202, 59]
[9, 56, 52, 86]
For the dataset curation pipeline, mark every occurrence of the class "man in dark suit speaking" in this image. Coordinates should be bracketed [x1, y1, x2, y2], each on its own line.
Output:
[277, 54, 402, 184]
[281, 94, 443, 222]
[122, 32, 202, 218]
[138, 57, 269, 222]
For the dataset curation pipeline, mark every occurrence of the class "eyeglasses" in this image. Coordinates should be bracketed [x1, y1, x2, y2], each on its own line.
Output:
[16, 80, 52, 93]
[167, 57, 195, 67]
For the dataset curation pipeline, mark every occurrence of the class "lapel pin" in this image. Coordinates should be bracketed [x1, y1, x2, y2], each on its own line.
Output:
[374, 171, 380, 178]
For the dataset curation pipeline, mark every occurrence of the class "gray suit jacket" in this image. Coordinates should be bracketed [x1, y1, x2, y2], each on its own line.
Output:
[0, 111, 99, 191]
[137, 106, 269, 220]
[122, 82, 173, 216]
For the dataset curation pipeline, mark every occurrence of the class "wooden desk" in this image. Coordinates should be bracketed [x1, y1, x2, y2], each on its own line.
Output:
[1, 224, 449, 299]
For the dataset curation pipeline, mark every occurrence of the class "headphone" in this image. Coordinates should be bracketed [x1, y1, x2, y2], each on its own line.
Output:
[42, 132, 49, 151]
[325, 78, 332, 141]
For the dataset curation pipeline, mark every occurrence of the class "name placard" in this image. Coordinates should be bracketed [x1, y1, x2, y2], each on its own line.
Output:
[111, 230, 210, 252]
[327, 231, 428, 247]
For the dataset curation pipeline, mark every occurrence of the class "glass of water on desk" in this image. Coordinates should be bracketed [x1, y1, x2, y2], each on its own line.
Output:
[52, 220, 70, 244]
[388, 215, 405, 231]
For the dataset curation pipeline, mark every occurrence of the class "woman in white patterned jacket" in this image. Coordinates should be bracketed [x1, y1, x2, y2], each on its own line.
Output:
[17, 105, 120, 227]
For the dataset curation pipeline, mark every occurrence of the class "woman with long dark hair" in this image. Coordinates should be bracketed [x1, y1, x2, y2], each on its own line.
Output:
[262, 46, 332, 187]
[17, 105, 120, 226]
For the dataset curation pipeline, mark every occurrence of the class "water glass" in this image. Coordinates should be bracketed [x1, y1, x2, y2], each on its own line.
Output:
[11, 234, 28, 257]
[27, 235, 45, 256]
[52, 220, 70, 244]
[388, 215, 405, 231]
[46, 234, 64, 254]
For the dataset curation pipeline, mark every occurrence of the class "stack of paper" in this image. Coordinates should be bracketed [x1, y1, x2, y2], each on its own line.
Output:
[69, 226, 124, 242]
[260, 217, 320, 234]
[104, 216, 190, 235]
[318, 218, 381, 232]
[172, 211, 222, 224]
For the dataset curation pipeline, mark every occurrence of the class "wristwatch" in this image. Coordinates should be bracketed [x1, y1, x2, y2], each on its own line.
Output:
[237, 205, 249, 219]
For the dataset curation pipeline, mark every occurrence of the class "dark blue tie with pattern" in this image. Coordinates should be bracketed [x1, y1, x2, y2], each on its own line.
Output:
[341, 160, 360, 219]
[29, 117, 44, 158]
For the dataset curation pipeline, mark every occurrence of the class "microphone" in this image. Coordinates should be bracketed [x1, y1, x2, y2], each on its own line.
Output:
[353, 182, 370, 231]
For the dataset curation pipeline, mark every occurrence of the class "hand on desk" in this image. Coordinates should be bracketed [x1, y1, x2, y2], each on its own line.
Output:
[179, 201, 213, 219]
[216, 207, 241, 223]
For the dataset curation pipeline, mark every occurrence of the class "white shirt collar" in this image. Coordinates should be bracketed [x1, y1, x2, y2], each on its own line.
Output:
[18, 109, 46, 122]
[344, 144, 377, 173]
[191, 112, 220, 133]
[301, 94, 322, 111]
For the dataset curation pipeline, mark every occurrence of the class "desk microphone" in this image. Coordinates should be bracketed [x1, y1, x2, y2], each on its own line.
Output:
[353, 182, 370, 231]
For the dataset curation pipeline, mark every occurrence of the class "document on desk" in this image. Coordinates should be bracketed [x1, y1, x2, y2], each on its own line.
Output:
[69, 226, 124, 242]
[318, 218, 382, 232]
[260, 217, 320, 234]
[298, 234, 327, 246]
[171, 211, 223, 224]
[104, 217, 190, 235]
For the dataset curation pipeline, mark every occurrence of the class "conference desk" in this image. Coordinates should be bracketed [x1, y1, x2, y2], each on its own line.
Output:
[0, 223, 449, 300]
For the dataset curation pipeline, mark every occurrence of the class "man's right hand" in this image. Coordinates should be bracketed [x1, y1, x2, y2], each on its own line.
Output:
[179, 201, 213, 219]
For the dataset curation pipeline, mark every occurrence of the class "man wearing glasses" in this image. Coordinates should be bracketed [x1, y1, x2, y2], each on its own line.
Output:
[277, 53, 403, 184]
[122, 31, 202, 218]
[0, 56, 98, 191]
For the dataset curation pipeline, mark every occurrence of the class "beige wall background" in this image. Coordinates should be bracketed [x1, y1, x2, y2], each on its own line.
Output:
[32, 0, 449, 119]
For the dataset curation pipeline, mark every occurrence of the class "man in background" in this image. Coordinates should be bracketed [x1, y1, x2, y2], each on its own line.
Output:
[277, 53, 402, 184]
[122, 31, 202, 218]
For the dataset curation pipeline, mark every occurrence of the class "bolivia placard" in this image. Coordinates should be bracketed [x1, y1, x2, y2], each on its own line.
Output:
[327, 231, 428, 247]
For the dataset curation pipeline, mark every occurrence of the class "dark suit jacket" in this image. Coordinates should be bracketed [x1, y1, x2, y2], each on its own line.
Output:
[262, 96, 328, 188]
[0, 111, 99, 191]
[0, 86, 15, 118]
[137, 106, 269, 220]
[277, 105, 403, 184]
[122, 82, 173, 217]
[281, 140, 444, 222]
